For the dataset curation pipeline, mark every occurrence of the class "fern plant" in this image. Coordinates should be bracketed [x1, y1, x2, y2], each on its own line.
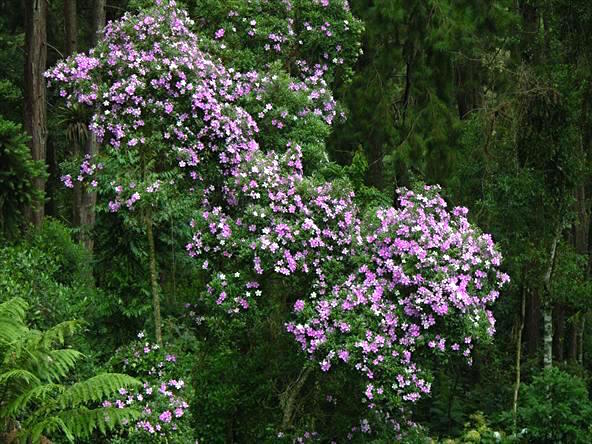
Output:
[0, 297, 142, 443]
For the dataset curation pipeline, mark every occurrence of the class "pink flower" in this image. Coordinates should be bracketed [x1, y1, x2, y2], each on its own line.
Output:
[293, 300, 305, 312]
[159, 410, 172, 423]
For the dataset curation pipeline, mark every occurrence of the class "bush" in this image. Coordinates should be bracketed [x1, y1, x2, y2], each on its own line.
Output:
[104, 334, 196, 443]
[0, 219, 93, 329]
[0, 117, 46, 237]
[516, 367, 592, 443]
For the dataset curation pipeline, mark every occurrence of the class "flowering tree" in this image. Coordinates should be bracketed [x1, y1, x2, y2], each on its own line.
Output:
[187, 142, 509, 435]
[46, 1, 259, 345]
[48, 0, 508, 438]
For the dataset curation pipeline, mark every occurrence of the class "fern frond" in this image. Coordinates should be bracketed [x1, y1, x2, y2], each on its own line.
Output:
[58, 373, 141, 408]
[58, 406, 141, 439]
[39, 320, 84, 349]
[0, 368, 40, 386]
[0, 297, 27, 322]
[26, 415, 75, 443]
[3, 383, 65, 420]
[16, 348, 83, 383]
[0, 297, 27, 343]
[42, 349, 84, 381]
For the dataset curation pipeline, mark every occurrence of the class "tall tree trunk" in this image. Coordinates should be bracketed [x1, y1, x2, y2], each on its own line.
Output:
[568, 313, 578, 362]
[513, 285, 526, 433]
[79, 133, 98, 250]
[543, 306, 553, 368]
[574, 183, 590, 365]
[78, 0, 106, 250]
[92, 0, 106, 46]
[63, 0, 82, 228]
[577, 316, 585, 365]
[542, 226, 561, 368]
[552, 303, 565, 363]
[146, 211, 163, 346]
[526, 289, 540, 355]
[63, 0, 77, 54]
[24, 0, 48, 227]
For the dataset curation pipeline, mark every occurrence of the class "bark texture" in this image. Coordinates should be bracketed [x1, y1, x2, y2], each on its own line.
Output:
[78, 0, 106, 250]
[146, 212, 163, 346]
[24, 0, 48, 227]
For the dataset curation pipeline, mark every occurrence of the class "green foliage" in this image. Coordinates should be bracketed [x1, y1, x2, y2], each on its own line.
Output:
[515, 367, 592, 443]
[0, 117, 46, 237]
[0, 16, 24, 122]
[0, 297, 141, 443]
[0, 220, 93, 329]
[447, 412, 510, 444]
[330, 0, 517, 189]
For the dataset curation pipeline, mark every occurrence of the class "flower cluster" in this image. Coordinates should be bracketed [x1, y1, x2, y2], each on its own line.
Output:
[46, 0, 259, 214]
[287, 185, 509, 409]
[105, 335, 194, 443]
[188, 157, 509, 416]
[104, 379, 190, 438]
[186, 144, 361, 314]
[60, 154, 104, 189]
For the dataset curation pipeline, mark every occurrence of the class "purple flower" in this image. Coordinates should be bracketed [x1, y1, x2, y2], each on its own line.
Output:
[293, 299, 305, 312]
[159, 410, 172, 423]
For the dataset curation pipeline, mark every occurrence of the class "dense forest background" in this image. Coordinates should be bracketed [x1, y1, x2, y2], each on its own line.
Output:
[1, 0, 591, 443]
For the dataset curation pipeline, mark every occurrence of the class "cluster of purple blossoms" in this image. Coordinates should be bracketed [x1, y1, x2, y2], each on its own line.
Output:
[188, 142, 509, 416]
[61, 154, 104, 189]
[46, 0, 260, 213]
[106, 337, 191, 440]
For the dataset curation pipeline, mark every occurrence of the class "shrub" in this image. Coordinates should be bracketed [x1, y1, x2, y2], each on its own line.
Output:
[0, 117, 46, 237]
[104, 334, 195, 443]
[517, 367, 592, 443]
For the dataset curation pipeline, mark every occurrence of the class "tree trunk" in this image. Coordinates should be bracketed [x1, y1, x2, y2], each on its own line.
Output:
[513, 285, 526, 433]
[568, 313, 578, 363]
[92, 0, 106, 46]
[574, 183, 590, 366]
[542, 225, 561, 368]
[63, 0, 77, 54]
[552, 303, 565, 363]
[526, 289, 540, 355]
[78, 0, 106, 250]
[280, 366, 312, 431]
[543, 306, 553, 368]
[79, 133, 98, 250]
[24, 0, 48, 227]
[146, 212, 163, 346]
[577, 315, 585, 365]
[63, 0, 82, 228]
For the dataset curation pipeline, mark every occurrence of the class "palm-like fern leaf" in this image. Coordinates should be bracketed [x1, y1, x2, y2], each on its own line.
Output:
[0, 368, 40, 386]
[1, 383, 64, 417]
[0, 297, 140, 444]
[59, 406, 142, 439]
[57, 373, 141, 408]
